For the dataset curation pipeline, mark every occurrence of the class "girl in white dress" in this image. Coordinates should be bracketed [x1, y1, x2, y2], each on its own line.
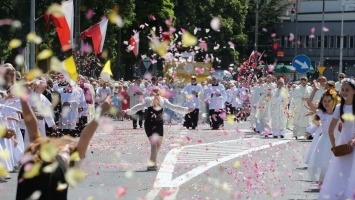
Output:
[318, 78, 355, 200]
[306, 81, 341, 184]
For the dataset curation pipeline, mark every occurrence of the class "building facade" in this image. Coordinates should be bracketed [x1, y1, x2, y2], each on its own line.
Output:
[276, 0, 355, 79]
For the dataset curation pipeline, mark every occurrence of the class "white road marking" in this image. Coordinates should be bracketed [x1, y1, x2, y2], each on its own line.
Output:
[145, 137, 291, 200]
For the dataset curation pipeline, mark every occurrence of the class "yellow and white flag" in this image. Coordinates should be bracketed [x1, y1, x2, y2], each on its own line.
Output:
[100, 60, 113, 81]
[61, 56, 78, 85]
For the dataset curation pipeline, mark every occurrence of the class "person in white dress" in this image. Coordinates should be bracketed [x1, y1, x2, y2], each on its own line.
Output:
[291, 77, 312, 139]
[306, 81, 341, 184]
[125, 88, 193, 171]
[318, 78, 355, 199]
[270, 78, 289, 138]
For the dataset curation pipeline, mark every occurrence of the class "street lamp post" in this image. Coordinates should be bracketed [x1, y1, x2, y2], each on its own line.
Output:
[254, 0, 259, 64]
[319, 0, 325, 68]
[29, 0, 35, 70]
[340, 4, 345, 73]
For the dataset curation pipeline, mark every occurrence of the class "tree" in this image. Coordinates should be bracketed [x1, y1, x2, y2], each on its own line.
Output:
[120, 0, 175, 80]
[173, 0, 249, 69]
[243, 0, 288, 63]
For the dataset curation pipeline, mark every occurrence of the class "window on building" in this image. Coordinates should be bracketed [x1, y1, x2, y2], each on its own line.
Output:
[350, 36, 354, 49]
[317, 36, 322, 48]
[305, 36, 309, 48]
[336, 36, 341, 48]
[309, 37, 314, 48]
[329, 36, 334, 48]
[344, 36, 348, 48]
[297, 36, 301, 48]
[280, 36, 284, 48]
[284, 36, 289, 48]
[324, 36, 328, 48]
[302, 36, 307, 48]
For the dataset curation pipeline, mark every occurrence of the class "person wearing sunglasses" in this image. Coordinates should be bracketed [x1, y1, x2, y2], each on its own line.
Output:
[335, 73, 345, 92]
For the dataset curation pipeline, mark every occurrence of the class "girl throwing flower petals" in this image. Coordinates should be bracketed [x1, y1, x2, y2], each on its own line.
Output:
[318, 78, 355, 199]
[125, 88, 193, 171]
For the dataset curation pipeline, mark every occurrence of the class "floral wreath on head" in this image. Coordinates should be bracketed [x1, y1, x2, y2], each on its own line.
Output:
[324, 88, 341, 106]
[342, 78, 355, 87]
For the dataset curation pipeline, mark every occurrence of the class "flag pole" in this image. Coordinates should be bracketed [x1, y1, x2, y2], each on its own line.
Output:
[74, 0, 81, 74]
[29, 0, 36, 70]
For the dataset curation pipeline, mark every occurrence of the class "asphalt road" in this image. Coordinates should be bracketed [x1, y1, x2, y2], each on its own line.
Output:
[0, 120, 319, 200]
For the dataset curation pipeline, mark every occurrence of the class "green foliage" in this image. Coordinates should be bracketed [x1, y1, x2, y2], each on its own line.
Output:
[244, 0, 288, 63]
[173, 0, 248, 69]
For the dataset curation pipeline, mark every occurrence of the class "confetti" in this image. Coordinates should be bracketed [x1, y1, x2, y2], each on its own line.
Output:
[210, 17, 221, 31]
[27, 32, 42, 44]
[57, 182, 68, 191]
[10, 81, 27, 98]
[9, 39, 22, 49]
[42, 162, 59, 173]
[50, 56, 62, 72]
[0, 149, 10, 160]
[15, 55, 25, 66]
[70, 151, 80, 162]
[342, 113, 355, 121]
[24, 162, 42, 179]
[65, 168, 86, 187]
[182, 31, 197, 47]
[85, 9, 95, 19]
[40, 143, 58, 162]
[37, 49, 53, 60]
[116, 187, 127, 198]
[233, 161, 241, 168]
[0, 164, 7, 177]
[28, 190, 42, 200]
[47, 3, 64, 17]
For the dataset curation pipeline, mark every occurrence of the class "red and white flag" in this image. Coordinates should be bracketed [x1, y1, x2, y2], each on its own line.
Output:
[44, 0, 73, 51]
[80, 18, 108, 55]
[129, 32, 139, 57]
[248, 50, 256, 63]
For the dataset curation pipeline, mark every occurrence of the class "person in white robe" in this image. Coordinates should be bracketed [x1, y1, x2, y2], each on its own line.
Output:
[270, 78, 289, 138]
[250, 79, 262, 131]
[58, 82, 85, 137]
[206, 77, 227, 130]
[181, 76, 203, 129]
[0, 92, 24, 171]
[128, 76, 145, 129]
[255, 75, 276, 135]
[25, 80, 56, 146]
[313, 76, 327, 104]
[291, 77, 312, 139]
[334, 73, 345, 92]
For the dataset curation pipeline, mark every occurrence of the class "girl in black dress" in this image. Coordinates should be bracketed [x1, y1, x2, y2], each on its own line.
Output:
[126, 88, 193, 171]
[16, 95, 111, 200]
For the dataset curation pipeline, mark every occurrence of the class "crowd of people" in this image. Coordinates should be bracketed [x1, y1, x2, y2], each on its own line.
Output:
[1, 60, 355, 199]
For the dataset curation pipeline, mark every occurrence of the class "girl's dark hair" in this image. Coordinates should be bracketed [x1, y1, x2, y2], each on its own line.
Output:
[339, 79, 355, 122]
[318, 89, 339, 113]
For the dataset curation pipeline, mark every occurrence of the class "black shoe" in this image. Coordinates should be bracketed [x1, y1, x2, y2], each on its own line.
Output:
[147, 166, 158, 171]
[273, 136, 278, 138]
[133, 127, 137, 129]
[295, 136, 298, 140]
[192, 127, 196, 130]
[140, 126, 143, 128]
[280, 135, 284, 138]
